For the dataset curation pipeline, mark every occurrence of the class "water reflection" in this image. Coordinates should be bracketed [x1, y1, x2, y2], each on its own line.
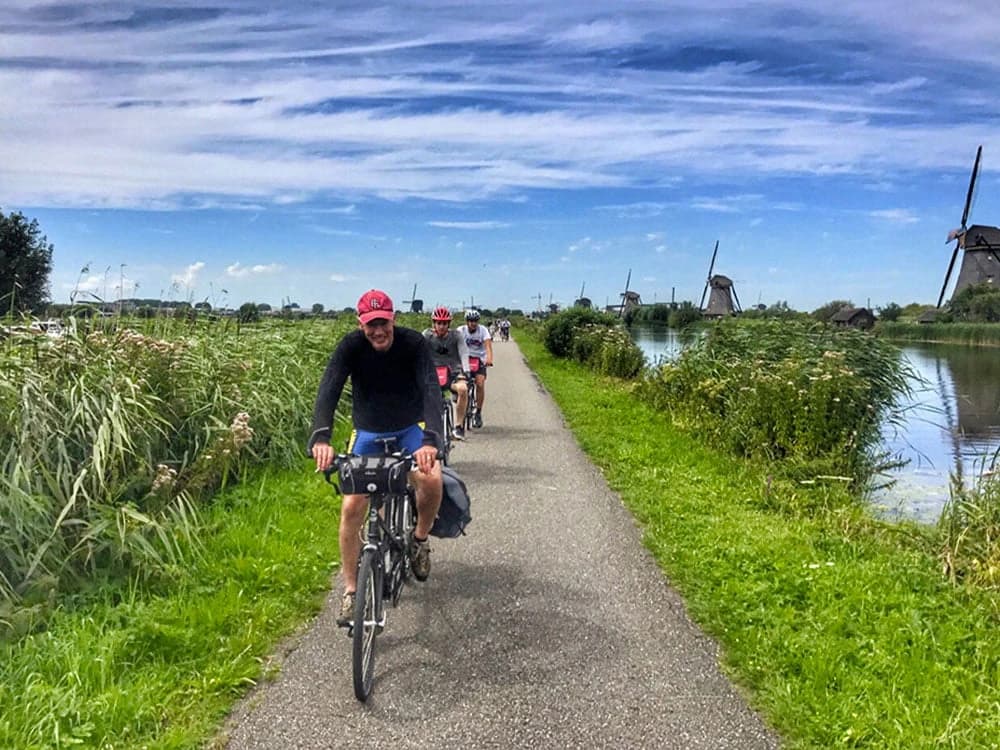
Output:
[876, 344, 1000, 522]
[629, 325, 1000, 523]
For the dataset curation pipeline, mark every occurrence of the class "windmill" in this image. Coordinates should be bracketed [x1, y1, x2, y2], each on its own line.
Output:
[402, 284, 423, 313]
[616, 269, 641, 317]
[574, 281, 592, 308]
[699, 240, 742, 318]
[938, 145, 1000, 307]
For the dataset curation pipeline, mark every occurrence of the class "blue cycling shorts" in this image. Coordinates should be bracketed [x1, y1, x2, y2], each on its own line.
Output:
[349, 424, 424, 456]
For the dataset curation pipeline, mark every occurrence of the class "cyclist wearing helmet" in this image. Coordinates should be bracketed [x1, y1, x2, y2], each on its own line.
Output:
[423, 306, 472, 440]
[457, 309, 493, 428]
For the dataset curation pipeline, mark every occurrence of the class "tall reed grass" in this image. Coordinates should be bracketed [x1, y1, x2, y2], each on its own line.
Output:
[878, 321, 1000, 347]
[939, 470, 1000, 590]
[542, 309, 645, 378]
[0, 316, 353, 626]
[635, 318, 912, 488]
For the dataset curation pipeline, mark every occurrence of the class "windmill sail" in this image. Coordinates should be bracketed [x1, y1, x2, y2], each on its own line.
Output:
[939, 146, 998, 307]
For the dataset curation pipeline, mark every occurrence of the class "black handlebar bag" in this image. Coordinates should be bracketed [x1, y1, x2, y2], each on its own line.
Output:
[337, 456, 410, 496]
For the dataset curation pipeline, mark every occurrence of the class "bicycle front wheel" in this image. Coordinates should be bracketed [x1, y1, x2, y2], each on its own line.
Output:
[352, 550, 381, 701]
[441, 400, 453, 465]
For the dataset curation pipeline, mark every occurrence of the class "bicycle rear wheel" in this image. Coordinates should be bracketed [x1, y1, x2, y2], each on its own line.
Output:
[399, 490, 416, 584]
[464, 381, 477, 431]
[352, 549, 381, 701]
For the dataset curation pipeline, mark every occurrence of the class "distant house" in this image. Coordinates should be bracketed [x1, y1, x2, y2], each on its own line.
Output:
[916, 308, 940, 324]
[830, 306, 875, 330]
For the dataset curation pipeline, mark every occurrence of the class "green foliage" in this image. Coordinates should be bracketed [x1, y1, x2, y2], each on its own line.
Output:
[0, 465, 342, 748]
[811, 299, 853, 321]
[876, 302, 903, 322]
[543, 308, 645, 377]
[740, 301, 807, 321]
[878, 321, 1000, 346]
[940, 472, 1000, 588]
[237, 301, 260, 323]
[636, 318, 910, 486]
[947, 282, 1000, 323]
[519, 334, 1000, 750]
[0, 316, 354, 622]
[0, 208, 54, 314]
[542, 307, 618, 357]
[628, 303, 671, 323]
[668, 301, 703, 328]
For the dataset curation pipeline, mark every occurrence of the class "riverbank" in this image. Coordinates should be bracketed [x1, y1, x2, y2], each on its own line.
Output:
[877, 320, 1000, 347]
[517, 333, 999, 749]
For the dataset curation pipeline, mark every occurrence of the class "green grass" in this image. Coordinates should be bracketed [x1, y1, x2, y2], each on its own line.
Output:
[0, 463, 341, 749]
[878, 321, 1000, 346]
[518, 334, 1000, 750]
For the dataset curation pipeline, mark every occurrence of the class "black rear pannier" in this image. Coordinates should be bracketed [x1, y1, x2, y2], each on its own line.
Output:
[431, 466, 472, 538]
[337, 455, 410, 496]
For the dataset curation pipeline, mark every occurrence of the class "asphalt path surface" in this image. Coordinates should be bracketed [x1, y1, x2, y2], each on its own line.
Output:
[224, 336, 781, 749]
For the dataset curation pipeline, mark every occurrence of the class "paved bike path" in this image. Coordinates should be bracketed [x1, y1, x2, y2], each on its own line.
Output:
[224, 337, 780, 749]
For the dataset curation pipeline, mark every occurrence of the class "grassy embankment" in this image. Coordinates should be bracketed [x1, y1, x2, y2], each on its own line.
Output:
[877, 320, 1000, 346]
[0, 315, 359, 748]
[517, 329, 999, 750]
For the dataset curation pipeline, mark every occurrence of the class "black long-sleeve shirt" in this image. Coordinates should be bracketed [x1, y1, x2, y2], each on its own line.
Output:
[308, 326, 444, 451]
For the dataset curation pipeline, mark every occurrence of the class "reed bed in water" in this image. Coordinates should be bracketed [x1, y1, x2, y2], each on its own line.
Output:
[0, 316, 353, 624]
[635, 318, 912, 489]
[878, 321, 1000, 347]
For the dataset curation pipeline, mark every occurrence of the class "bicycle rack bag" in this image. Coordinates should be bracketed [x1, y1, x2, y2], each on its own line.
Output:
[432, 466, 472, 538]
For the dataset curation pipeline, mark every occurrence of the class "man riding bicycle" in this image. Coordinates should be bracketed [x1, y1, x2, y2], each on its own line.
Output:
[308, 289, 444, 627]
[422, 306, 472, 440]
[456, 309, 493, 428]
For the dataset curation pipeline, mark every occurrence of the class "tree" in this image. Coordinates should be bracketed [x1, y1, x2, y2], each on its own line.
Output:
[238, 302, 260, 324]
[1, 208, 54, 313]
[668, 301, 702, 328]
[311, 302, 324, 315]
[876, 302, 903, 322]
[948, 283, 1000, 323]
[812, 299, 853, 322]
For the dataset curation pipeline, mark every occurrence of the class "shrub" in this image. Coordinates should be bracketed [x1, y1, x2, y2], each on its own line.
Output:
[543, 308, 618, 357]
[0, 316, 353, 619]
[636, 318, 910, 486]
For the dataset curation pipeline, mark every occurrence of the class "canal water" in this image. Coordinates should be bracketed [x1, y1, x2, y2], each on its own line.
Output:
[630, 326, 1000, 523]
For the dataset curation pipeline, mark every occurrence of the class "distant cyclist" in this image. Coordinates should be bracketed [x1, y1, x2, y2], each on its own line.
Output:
[499, 318, 510, 342]
[457, 309, 493, 428]
[423, 306, 472, 440]
[308, 289, 444, 627]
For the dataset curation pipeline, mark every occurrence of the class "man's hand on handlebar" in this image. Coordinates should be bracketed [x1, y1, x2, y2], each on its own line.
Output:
[413, 444, 437, 474]
[312, 441, 334, 472]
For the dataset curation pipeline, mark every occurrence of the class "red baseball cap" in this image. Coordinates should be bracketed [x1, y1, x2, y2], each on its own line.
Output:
[356, 289, 395, 324]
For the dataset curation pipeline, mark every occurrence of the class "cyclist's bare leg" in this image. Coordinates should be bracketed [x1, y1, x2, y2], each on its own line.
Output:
[475, 372, 486, 413]
[410, 463, 443, 539]
[452, 379, 469, 426]
[339, 493, 367, 592]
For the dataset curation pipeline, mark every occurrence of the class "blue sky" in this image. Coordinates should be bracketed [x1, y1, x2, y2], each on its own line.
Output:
[2, 1, 999, 313]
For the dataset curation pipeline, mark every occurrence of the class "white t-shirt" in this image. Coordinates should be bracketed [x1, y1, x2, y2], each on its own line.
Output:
[458, 323, 492, 360]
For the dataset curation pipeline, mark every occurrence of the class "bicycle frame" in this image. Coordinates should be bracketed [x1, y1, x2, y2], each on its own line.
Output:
[325, 442, 416, 701]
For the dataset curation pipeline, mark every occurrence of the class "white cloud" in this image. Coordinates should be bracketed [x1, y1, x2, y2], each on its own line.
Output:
[427, 221, 510, 229]
[870, 208, 920, 224]
[172, 262, 205, 287]
[226, 262, 283, 277]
